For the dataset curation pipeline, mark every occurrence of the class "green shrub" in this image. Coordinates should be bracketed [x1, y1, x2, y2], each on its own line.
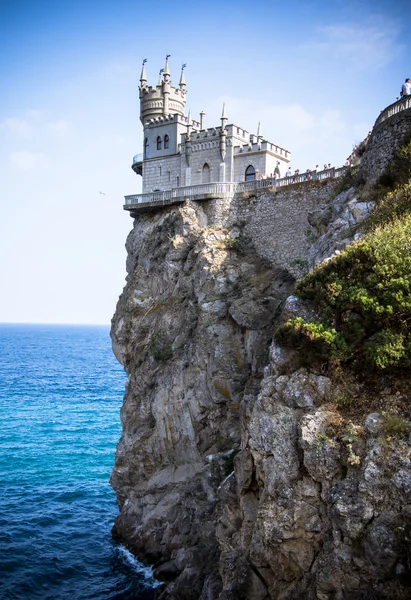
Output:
[277, 214, 411, 371]
[363, 182, 411, 232]
[148, 332, 173, 361]
[382, 415, 411, 438]
[333, 166, 361, 196]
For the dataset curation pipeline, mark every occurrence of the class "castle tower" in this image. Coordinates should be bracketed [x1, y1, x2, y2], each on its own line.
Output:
[139, 57, 187, 124]
[134, 58, 201, 192]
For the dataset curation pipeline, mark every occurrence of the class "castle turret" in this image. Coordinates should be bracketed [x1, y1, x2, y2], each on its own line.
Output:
[139, 56, 187, 125]
[179, 64, 186, 92]
[140, 59, 147, 88]
[220, 103, 227, 162]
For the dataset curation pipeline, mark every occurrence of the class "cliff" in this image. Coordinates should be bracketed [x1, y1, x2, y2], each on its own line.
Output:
[111, 107, 411, 599]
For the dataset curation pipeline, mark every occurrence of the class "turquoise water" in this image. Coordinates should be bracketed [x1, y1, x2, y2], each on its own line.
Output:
[0, 324, 157, 599]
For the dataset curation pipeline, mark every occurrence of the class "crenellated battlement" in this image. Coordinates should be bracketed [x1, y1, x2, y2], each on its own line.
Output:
[143, 113, 201, 130]
[234, 141, 290, 160]
[138, 57, 188, 124]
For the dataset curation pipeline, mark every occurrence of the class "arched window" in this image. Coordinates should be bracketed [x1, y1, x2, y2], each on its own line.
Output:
[164, 134, 170, 149]
[157, 136, 162, 150]
[245, 165, 256, 181]
[202, 163, 211, 183]
[144, 138, 149, 159]
[176, 176, 180, 187]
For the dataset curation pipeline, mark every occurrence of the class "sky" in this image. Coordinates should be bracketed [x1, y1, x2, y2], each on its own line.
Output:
[1, 0, 410, 324]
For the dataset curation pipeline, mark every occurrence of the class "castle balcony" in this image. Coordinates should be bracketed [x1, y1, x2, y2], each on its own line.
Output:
[132, 153, 143, 175]
[124, 182, 238, 215]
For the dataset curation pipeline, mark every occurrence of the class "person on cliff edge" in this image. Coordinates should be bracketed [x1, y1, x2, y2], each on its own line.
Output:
[401, 78, 411, 97]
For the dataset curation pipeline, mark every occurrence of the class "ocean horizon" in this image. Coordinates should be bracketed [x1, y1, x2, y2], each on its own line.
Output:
[0, 323, 158, 599]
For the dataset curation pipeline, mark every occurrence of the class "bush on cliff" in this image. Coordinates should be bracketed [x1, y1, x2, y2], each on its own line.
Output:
[278, 214, 411, 370]
[364, 182, 411, 232]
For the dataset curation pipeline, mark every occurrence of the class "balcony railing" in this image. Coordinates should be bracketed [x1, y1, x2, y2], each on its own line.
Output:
[374, 96, 411, 128]
[124, 168, 347, 210]
[124, 182, 238, 207]
[132, 153, 144, 165]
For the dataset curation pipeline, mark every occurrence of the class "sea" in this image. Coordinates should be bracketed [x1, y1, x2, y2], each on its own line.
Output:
[0, 324, 158, 600]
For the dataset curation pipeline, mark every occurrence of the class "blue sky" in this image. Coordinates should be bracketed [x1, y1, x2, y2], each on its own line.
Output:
[1, 0, 410, 324]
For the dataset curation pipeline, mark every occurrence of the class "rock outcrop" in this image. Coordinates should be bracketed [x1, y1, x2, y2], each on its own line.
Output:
[111, 118, 411, 599]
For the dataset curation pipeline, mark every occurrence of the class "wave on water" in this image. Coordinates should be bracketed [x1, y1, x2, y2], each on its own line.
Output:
[116, 545, 162, 588]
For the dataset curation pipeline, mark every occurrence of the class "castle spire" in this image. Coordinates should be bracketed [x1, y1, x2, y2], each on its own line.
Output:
[164, 54, 171, 81]
[220, 103, 227, 131]
[140, 58, 147, 86]
[158, 68, 164, 86]
[179, 63, 186, 90]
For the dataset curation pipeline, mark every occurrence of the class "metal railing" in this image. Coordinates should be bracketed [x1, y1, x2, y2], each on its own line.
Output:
[124, 168, 347, 208]
[374, 96, 411, 128]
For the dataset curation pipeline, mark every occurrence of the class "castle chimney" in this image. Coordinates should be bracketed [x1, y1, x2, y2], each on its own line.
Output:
[200, 111, 205, 129]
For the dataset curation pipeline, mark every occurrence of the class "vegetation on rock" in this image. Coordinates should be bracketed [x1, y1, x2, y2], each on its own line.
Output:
[277, 135, 411, 372]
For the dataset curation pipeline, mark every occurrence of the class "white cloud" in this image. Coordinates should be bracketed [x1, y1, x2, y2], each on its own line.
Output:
[210, 95, 368, 170]
[3, 118, 33, 138]
[9, 151, 49, 171]
[319, 110, 346, 134]
[48, 120, 70, 137]
[306, 19, 403, 70]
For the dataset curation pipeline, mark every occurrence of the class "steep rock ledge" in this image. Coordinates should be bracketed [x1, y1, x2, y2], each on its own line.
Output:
[111, 169, 411, 598]
[111, 201, 295, 598]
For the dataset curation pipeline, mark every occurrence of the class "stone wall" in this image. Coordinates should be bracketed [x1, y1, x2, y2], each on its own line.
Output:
[358, 107, 411, 183]
[142, 155, 181, 192]
[228, 180, 337, 276]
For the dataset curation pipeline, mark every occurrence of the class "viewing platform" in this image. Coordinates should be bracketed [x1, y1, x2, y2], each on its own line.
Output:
[124, 166, 347, 216]
[374, 95, 411, 129]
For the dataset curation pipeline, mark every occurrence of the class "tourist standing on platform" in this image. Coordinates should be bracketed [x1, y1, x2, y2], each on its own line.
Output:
[401, 78, 411, 97]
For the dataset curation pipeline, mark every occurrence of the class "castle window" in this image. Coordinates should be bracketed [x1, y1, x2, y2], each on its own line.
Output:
[164, 134, 170, 149]
[202, 163, 211, 184]
[176, 176, 180, 187]
[157, 136, 162, 150]
[159, 166, 162, 176]
[144, 138, 149, 159]
[245, 165, 256, 181]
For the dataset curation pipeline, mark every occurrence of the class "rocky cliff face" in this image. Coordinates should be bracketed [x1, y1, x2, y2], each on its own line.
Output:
[111, 127, 411, 599]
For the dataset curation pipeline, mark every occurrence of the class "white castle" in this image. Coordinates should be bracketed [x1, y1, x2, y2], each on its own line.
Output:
[131, 57, 291, 193]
